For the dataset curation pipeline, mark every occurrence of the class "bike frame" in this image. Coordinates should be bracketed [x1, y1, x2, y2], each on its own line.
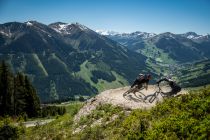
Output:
[147, 84, 165, 103]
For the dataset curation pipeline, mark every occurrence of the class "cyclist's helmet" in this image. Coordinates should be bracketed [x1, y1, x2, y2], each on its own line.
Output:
[139, 73, 144, 76]
[138, 73, 145, 79]
[168, 78, 173, 82]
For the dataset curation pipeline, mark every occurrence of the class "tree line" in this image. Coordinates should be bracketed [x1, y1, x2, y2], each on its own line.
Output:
[0, 61, 40, 118]
[0, 61, 66, 118]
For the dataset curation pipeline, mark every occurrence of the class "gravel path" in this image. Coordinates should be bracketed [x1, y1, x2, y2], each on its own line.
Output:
[22, 119, 55, 128]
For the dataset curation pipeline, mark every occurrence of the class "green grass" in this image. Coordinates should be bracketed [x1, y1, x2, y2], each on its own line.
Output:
[146, 59, 168, 76]
[141, 42, 176, 64]
[94, 71, 129, 91]
[19, 102, 83, 140]
[73, 86, 210, 140]
[185, 84, 210, 91]
[177, 60, 210, 87]
[77, 104, 124, 127]
[139, 42, 178, 79]
[76, 60, 129, 92]
[32, 53, 48, 76]
[17, 86, 210, 139]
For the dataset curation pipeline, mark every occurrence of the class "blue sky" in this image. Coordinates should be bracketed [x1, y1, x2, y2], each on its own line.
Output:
[0, 0, 209, 34]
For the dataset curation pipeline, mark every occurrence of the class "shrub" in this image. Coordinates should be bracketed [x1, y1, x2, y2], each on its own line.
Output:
[0, 117, 25, 140]
[79, 96, 85, 102]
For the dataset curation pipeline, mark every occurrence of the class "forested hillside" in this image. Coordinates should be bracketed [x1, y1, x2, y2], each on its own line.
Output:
[0, 21, 149, 102]
[1, 21, 210, 102]
[178, 59, 210, 87]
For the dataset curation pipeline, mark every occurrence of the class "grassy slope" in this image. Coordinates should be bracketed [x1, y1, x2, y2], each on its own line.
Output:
[135, 42, 177, 80]
[73, 86, 210, 140]
[75, 60, 129, 92]
[178, 60, 210, 87]
[140, 42, 176, 64]
[20, 102, 83, 140]
[31, 54, 48, 76]
[20, 86, 210, 139]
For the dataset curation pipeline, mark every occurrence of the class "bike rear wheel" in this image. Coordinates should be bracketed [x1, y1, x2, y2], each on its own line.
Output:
[123, 87, 136, 96]
[124, 85, 142, 94]
[148, 91, 159, 103]
[158, 80, 172, 93]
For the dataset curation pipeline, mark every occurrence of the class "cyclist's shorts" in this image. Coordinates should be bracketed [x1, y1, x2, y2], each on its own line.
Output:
[137, 84, 143, 89]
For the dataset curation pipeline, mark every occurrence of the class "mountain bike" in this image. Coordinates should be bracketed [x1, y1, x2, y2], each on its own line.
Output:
[123, 84, 146, 102]
[144, 80, 176, 103]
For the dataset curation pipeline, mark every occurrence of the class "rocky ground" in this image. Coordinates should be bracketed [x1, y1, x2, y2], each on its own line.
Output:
[74, 85, 188, 122]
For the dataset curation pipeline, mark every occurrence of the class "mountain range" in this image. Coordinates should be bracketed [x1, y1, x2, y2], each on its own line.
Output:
[97, 30, 210, 62]
[0, 21, 209, 102]
[0, 21, 148, 102]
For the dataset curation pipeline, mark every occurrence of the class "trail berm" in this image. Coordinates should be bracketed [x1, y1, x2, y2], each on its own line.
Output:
[74, 85, 188, 122]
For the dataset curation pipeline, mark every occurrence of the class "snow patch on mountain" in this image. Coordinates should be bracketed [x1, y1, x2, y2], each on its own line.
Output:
[187, 35, 195, 39]
[180, 32, 204, 40]
[58, 24, 67, 30]
[96, 30, 119, 36]
[26, 21, 33, 26]
[75, 22, 88, 31]
[96, 30, 156, 39]
[187, 34, 203, 39]
[0, 31, 8, 36]
[0, 30, 12, 37]
[49, 22, 90, 35]
[119, 31, 156, 39]
[50, 23, 72, 34]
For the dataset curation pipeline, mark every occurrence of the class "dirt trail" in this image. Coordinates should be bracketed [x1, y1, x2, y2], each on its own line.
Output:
[17, 119, 55, 128]
[74, 85, 188, 122]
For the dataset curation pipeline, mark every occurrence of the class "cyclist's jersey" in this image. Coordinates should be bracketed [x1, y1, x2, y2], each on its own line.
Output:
[157, 78, 181, 93]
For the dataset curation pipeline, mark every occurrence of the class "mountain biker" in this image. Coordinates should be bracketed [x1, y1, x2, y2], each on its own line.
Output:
[131, 73, 152, 91]
[156, 77, 181, 96]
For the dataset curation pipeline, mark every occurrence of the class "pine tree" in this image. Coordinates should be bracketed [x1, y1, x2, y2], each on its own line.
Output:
[0, 61, 41, 118]
[0, 62, 3, 116]
[0, 61, 14, 116]
[24, 76, 40, 117]
[13, 73, 27, 116]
